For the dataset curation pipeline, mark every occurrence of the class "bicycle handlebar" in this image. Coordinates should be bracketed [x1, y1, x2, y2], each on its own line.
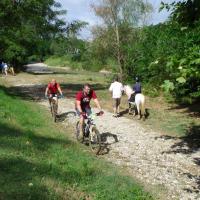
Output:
[46, 94, 64, 99]
[82, 111, 104, 119]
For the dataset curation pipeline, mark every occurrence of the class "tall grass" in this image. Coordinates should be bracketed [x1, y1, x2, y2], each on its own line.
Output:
[45, 55, 117, 72]
[45, 55, 83, 70]
[0, 86, 153, 200]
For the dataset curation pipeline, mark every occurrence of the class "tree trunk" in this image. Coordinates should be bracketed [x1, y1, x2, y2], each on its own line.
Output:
[115, 22, 123, 80]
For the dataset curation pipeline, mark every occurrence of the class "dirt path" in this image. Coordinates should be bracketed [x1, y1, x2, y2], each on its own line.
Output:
[45, 99, 200, 200]
[2, 64, 200, 200]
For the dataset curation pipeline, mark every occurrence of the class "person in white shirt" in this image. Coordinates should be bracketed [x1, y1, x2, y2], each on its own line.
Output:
[2, 62, 8, 76]
[109, 76, 123, 117]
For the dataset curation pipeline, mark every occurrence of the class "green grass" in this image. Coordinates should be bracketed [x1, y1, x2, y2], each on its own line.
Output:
[44, 55, 118, 73]
[144, 109, 189, 136]
[0, 85, 153, 200]
[45, 55, 83, 70]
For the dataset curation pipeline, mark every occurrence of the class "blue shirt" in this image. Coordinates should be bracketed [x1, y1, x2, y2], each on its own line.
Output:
[133, 82, 142, 94]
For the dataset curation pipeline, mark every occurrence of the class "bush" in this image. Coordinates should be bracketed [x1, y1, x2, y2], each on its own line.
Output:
[124, 20, 200, 103]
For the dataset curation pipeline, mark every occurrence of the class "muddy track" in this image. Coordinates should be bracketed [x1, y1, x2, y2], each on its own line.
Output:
[3, 64, 200, 200]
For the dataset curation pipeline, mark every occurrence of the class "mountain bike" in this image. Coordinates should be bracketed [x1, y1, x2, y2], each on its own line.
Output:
[48, 94, 62, 122]
[75, 111, 103, 155]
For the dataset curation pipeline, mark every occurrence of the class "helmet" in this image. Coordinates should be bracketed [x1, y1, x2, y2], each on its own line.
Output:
[135, 77, 139, 82]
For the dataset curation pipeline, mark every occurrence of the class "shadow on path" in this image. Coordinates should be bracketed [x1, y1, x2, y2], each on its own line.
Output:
[182, 172, 200, 194]
[1, 83, 107, 102]
[167, 102, 200, 118]
[99, 132, 119, 155]
[56, 111, 76, 122]
[155, 124, 200, 157]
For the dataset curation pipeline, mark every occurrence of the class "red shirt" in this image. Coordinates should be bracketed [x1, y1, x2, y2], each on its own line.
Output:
[48, 83, 60, 94]
[76, 90, 97, 110]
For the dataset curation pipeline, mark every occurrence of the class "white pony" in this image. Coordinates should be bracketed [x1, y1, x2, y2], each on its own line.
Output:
[124, 85, 145, 119]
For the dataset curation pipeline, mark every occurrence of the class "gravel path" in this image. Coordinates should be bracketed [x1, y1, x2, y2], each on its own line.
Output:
[39, 98, 200, 200]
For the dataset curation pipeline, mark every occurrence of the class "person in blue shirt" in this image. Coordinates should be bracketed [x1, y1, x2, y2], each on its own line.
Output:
[133, 77, 142, 94]
[132, 77, 142, 102]
[0, 61, 3, 71]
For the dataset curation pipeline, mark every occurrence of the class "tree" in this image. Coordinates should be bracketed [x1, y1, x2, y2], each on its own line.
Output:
[0, 0, 66, 67]
[49, 20, 88, 62]
[91, 0, 152, 78]
[66, 20, 88, 38]
[160, 0, 200, 26]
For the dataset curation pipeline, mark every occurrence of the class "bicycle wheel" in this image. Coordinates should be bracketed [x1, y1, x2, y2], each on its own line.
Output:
[50, 103, 54, 117]
[75, 121, 85, 142]
[52, 103, 57, 122]
[89, 126, 102, 155]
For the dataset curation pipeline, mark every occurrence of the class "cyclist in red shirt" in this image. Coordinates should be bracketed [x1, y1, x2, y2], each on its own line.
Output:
[75, 83, 103, 139]
[45, 79, 63, 111]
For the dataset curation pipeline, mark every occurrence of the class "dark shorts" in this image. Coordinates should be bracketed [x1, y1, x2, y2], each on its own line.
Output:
[49, 93, 57, 97]
[113, 98, 121, 107]
[76, 107, 92, 117]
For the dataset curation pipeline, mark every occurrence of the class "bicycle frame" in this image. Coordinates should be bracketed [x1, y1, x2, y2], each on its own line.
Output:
[75, 112, 103, 155]
[48, 95, 58, 122]
[83, 117, 95, 137]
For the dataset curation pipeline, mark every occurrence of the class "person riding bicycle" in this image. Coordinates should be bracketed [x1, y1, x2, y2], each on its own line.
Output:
[75, 84, 103, 140]
[45, 79, 63, 111]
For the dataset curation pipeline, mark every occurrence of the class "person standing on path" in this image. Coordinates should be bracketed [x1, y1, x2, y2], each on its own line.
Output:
[109, 76, 124, 117]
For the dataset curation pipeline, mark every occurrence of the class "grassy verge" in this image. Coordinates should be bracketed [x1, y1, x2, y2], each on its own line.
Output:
[0, 85, 153, 200]
[45, 55, 83, 70]
[44, 55, 117, 73]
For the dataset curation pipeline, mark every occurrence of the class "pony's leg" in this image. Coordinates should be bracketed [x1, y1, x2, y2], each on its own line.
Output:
[133, 104, 136, 117]
[128, 102, 131, 114]
[141, 102, 145, 119]
[136, 102, 141, 119]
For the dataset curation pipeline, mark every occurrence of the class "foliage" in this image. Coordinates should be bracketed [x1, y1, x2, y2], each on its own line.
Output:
[122, 19, 200, 103]
[161, 80, 175, 93]
[75, 0, 200, 103]
[91, 0, 153, 76]
[66, 20, 89, 38]
[83, 2, 200, 103]
[0, 0, 66, 67]
[160, 0, 200, 26]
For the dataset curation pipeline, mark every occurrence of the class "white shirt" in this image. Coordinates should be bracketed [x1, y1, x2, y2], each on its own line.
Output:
[4, 64, 8, 69]
[109, 81, 123, 98]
